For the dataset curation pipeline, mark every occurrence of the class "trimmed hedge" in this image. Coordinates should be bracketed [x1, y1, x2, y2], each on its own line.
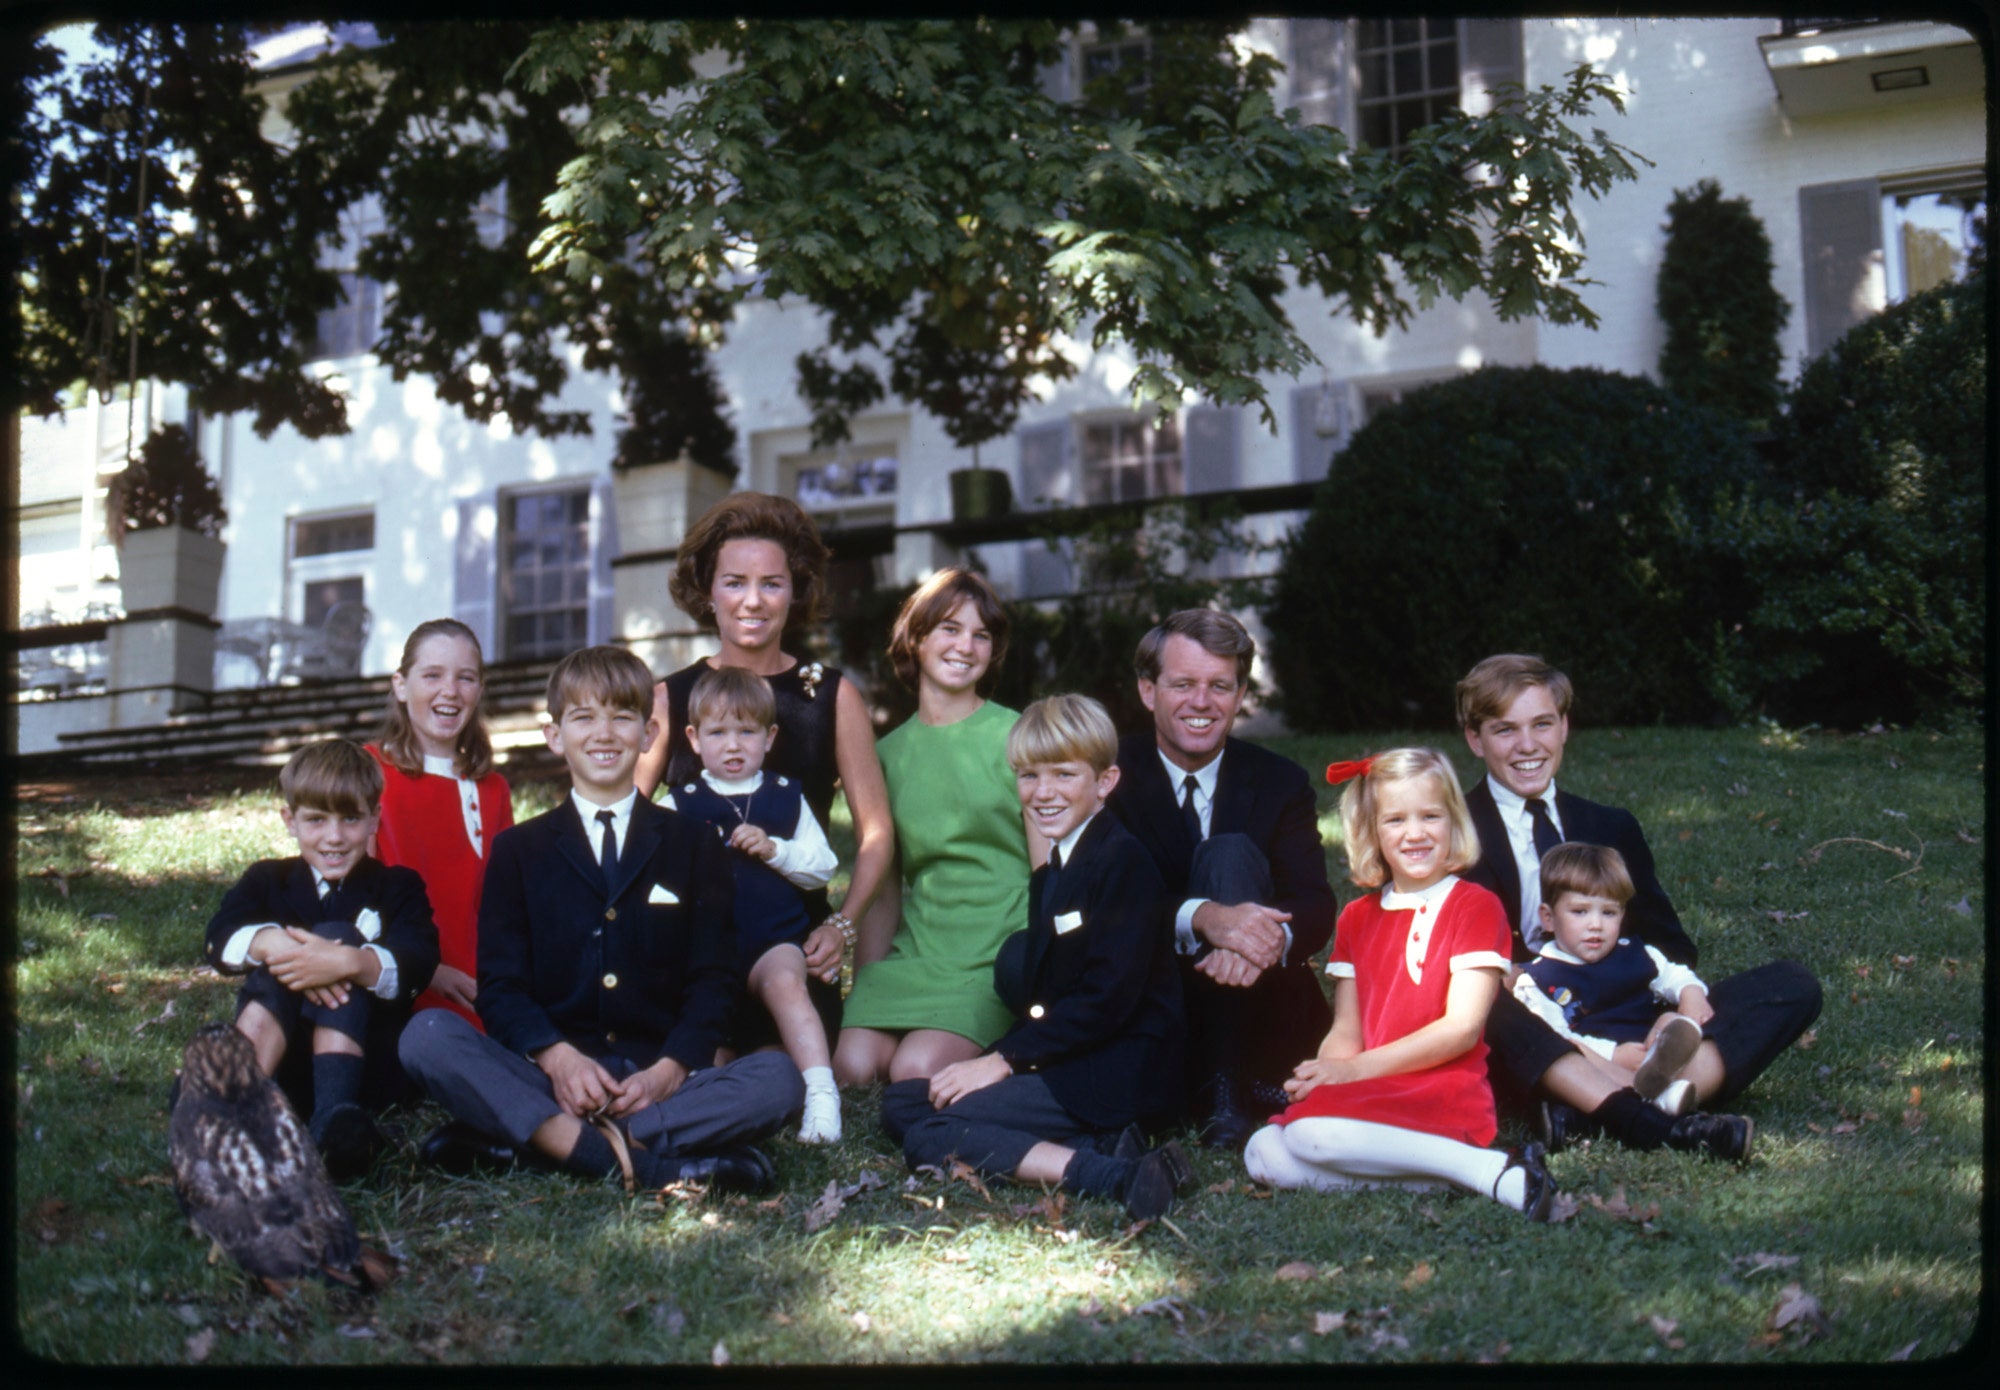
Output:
[1266, 366, 1763, 730]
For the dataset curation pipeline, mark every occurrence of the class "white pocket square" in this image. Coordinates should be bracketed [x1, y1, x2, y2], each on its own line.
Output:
[1053, 910, 1084, 935]
[354, 907, 382, 942]
[647, 883, 679, 905]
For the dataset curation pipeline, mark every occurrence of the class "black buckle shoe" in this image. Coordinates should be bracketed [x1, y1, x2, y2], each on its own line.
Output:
[418, 1119, 517, 1176]
[1500, 1140, 1557, 1221]
[1109, 1125, 1195, 1192]
[647, 1144, 777, 1195]
[1667, 1111, 1755, 1164]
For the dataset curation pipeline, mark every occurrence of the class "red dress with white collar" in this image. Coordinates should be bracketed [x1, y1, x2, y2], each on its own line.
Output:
[1275, 876, 1510, 1145]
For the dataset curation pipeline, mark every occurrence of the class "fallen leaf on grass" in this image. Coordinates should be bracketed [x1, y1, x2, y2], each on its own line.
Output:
[1369, 1327, 1411, 1352]
[1947, 897, 1972, 916]
[1545, 1192, 1581, 1223]
[1678, 829, 1693, 841]
[770, 1310, 792, 1326]
[945, 1160, 992, 1200]
[1732, 1251, 1800, 1277]
[850, 1311, 872, 1334]
[1889, 1339, 1920, 1361]
[1400, 1262, 1434, 1291]
[1134, 1296, 1195, 1327]
[185, 1328, 215, 1363]
[338, 1323, 377, 1339]
[1275, 1261, 1318, 1282]
[1648, 1314, 1685, 1349]
[934, 1248, 969, 1264]
[1765, 910, 1808, 925]
[1892, 954, 1918, 970]
[1312, 1311, 1345, 1335]
[1793, 1030, 1817, 1051]
[710, 1341, 730, 1367]
[1586, 1187, 1661, 1224]
[1901, 1108, 1924, 1133]
[802, 1181, 846, 1233]
[1204, 1180, 1236, 1196]
[1476, 1340, 1512, 1364]
[1769, 1283, 1830, 1342]
[1882, 808, 1907, 819]
[1831, 1121, 1858, 1135]
[133, 1000, 178, 1035]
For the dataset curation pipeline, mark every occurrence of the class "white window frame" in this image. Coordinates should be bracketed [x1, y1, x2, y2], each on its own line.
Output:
[1880, 170, 1985, 303]
[286, 507, 375, 629]
[1077, 409, 1183, 505]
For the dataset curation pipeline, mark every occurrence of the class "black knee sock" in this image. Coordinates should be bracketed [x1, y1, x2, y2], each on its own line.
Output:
[1061, 1149, 1135, 1200]
[1592, 1088, 1675, 1150]
[310, 1052, 364, 1130]
[562, 1123, 620, 1180]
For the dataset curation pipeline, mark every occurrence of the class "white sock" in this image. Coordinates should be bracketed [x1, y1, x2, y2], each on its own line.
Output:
[1282, 1116, 1513, 1207]
[799, 1068, 841, 1143]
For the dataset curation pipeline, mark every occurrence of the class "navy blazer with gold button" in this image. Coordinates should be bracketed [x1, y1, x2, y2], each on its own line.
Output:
[991, 812, 1183, 1129]
[204, 854, 439, 1005]
[476, 796, 738, 1074]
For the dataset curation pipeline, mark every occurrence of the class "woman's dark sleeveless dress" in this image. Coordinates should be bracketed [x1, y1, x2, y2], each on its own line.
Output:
[658, 658, 846, 1051]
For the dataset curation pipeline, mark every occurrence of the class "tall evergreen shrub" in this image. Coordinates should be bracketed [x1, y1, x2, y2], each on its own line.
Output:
[1265, 367, 1763, 731]
[1656, 179, 1790, 430]
[1723, 272, 1986, 723]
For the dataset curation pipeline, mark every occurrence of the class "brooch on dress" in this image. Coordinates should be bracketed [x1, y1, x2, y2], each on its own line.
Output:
[800, 661, 825, 700]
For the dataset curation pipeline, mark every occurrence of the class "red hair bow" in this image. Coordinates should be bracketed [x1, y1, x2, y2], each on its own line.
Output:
[1325, 757, 1374, 785]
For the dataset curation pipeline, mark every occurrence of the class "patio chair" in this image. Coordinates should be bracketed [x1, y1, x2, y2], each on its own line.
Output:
[280, 601, 372, 682]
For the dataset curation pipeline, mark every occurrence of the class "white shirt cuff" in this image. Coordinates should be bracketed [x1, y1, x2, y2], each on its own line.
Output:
[1175, 897, 1206, 954]
[221, 924, 278, 971]
[365, 945, 398, 1001]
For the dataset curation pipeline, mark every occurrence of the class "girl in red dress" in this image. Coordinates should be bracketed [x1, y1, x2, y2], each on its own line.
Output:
[365, 619, 513, 1031]
[1243, 747, 1556, 1218]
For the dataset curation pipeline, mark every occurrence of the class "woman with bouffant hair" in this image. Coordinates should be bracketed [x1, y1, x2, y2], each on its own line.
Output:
[637, 493, 894, 1068]
[835, 568, 1035, 1086]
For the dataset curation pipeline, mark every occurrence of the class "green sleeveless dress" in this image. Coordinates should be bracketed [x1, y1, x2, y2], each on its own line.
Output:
[840, 700, 1029, 1045]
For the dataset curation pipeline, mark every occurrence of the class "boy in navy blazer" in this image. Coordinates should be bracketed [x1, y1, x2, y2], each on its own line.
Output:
[881, 695, 1191, 1222]
[1458, 654, 1821, 1161]
[400, 646, 802, 1192]
[203, 738, 439, 1178]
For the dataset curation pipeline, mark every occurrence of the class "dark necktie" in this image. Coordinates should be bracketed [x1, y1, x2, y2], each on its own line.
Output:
[1525, 796, 1563, 863]
[596, 808, 618, 889]
[1041, 845, 1062, 922]
[318, 877, 341, 918]
[1180, 774, 1203, 845]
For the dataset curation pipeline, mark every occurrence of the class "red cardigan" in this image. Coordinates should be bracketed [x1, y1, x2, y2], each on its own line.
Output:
[366, 743, 512, 1029]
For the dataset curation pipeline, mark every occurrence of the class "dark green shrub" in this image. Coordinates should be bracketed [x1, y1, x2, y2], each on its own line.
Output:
[1265, 366, 1764, 730]
[1656, 179, 1790, 430]
[1725, 272, 1986, 723]
[108, 424, 227, 539]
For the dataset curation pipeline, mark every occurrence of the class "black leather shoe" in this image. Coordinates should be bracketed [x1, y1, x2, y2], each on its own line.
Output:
[643, 1144, 777, 1195]
[1197, 1072, 1254, 1151]
[1120, 1147, 1181, 1221]
[314, 1103, 386, 1182]
[1667, 1111, 1755, 1164]
[1538, 1100, 1591, 1155]
[419, 1119, 517, 1176]
[1244, 1077, 1293, 1116]
[1498, 1140, 1556, 1221]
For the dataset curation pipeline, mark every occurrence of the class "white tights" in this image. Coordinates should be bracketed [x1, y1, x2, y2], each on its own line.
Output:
[1244, 1118, 1526, 1211]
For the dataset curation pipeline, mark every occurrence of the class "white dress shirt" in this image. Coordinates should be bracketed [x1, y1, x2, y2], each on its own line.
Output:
[573, 787, 639, 862]
[1486, 774, 1566, 950]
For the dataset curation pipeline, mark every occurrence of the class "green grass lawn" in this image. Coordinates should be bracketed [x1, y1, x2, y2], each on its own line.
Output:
[11, 723, 1983, 1365]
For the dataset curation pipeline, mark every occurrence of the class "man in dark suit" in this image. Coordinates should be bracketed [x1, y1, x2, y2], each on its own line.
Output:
[1106, 610, 1336, 1149]
[401, 647, 802, 1191]
[1459, 654, 1822, 1160]
[881, 694, 1189, 1221]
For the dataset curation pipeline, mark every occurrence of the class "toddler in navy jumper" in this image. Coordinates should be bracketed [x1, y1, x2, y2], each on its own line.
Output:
[1512, 843, 1721, 1116]
[663, 665, 841, 1142]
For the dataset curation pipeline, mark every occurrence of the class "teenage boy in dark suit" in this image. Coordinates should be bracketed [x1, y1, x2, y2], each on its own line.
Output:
[1458, 653, 1822, 1161]
[881, 695, 1191, 1221]
[204, 737, 440, 1179]
[401, 646, 802, 1192]
[1106, 610, 1335, 1149]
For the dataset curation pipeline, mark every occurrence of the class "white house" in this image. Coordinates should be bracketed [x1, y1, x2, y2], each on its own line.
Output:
[11, 17, 1986, 752]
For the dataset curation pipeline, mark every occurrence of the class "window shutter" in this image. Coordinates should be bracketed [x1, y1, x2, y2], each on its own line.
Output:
[1291, 384, 1344, 481]
[452, 493, 496, 659]
[1182, 404, 1240, 493]
[1800, 179, 1885, 359]
[587, 473, 616, 647]
[1458, 19, 1524, 116]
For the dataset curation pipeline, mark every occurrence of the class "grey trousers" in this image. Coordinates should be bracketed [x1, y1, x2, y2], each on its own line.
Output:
[399, 1009, 803, 1155]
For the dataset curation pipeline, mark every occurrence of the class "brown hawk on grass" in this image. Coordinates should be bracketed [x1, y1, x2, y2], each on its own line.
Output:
[168, 1023, 394, 1294]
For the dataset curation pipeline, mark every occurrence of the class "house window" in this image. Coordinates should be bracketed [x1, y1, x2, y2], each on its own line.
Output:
[1883, 181, 1985, 302]
[310, 202, 385, 361]
[1355, 17, 1460, 153]
[500, 486, 590, 660]
[1081, 33, 1151, 114]
[291, 511, 374, 559]
[302, 577, 364, 629]
[1081, 414, 1182, 504]
[786, 451, 899, 516]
